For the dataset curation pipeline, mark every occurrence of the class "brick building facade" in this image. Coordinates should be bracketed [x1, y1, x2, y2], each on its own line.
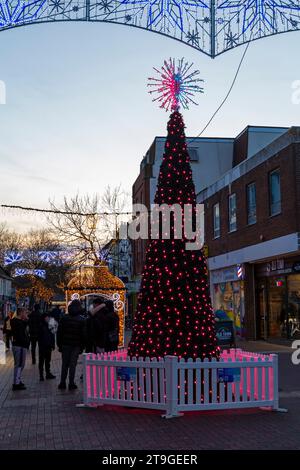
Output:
[131, 125, 300, 340]
[198, 127, 300, 340]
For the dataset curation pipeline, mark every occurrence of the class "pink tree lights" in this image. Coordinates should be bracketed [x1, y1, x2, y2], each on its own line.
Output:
[147, 58, 204, 112]
[128, 60, 219, 361]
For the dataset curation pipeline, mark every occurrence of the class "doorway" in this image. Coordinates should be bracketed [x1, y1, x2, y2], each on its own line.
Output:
[256, 281, 268, 340]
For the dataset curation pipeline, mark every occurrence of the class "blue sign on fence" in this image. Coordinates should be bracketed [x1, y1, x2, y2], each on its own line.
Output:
[116, 367, 137, 382]
[218, 368, 241, 383]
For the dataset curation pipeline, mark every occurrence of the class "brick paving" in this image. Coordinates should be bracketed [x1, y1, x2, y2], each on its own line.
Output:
[0, 341, 300, 450]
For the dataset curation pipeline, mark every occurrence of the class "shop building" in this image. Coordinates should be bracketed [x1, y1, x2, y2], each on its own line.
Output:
[198, 126, 300, 340]
[255, 256, 300, 339]
[0, 266, 15, 321]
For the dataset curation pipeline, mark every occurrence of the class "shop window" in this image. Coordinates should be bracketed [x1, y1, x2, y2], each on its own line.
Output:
[287, 275, 300, 337]
[213, 280, 245, 337]
[188, 148, 199, 162]
[228, 193, 237, 232]
[213, 203, 220, 239]
[269, 169, 281, 216]
[258, 274, 300, 339]
[247, 182, 257, 225]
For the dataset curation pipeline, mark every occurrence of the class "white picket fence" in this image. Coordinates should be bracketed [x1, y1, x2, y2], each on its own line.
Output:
[80, 348, 279, 418]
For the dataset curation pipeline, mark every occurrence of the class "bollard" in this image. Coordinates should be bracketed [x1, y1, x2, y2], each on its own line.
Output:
[0, 340, 6, 365]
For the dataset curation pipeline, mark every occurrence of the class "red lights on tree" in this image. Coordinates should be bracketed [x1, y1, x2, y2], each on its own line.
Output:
[128, 110, 219, 361]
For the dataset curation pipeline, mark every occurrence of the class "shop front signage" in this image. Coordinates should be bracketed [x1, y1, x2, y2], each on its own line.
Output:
[267, 259, 284, 272]
[277, 259, 284, 270]
[211, 266, 241, 284]
[263, 259, 288, 276]
[293, 262, 300, 273]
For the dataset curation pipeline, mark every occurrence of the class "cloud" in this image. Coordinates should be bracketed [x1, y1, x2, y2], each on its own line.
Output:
[25, 174, 60, 185]
[1, 154, 29, 173]
[1, 166, 60, 186]
[1, 150, 61, 186]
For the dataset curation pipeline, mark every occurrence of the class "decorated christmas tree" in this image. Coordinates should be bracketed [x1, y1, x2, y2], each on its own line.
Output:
[128, 59, 219, 360]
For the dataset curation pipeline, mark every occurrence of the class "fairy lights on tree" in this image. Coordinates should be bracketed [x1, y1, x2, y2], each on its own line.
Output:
[147, 58, 203, 112]
[128, 58, 219, 360]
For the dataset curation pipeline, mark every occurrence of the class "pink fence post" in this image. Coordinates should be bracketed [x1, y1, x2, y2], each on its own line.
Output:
[83, 353, 88, 405]
[259, 354, 287, 413]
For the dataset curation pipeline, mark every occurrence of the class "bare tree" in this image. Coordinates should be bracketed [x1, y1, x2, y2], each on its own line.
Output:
[0, 226, 70, 307]
[101, 184, 130, 242]
[0, 224, 24, 268]
[21, 229, 70, 292]
[47, 187, 130, 266]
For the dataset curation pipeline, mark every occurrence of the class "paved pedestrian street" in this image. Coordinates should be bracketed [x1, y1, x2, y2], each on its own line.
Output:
[0, 343, 300, 450]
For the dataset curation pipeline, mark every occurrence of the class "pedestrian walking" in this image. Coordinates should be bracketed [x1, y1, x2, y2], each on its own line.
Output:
[10, 308, 30, 391]
[28, 304, 41, 365]
[38, 313, 56, 381]
[57, 299, 85, 391]
[2, 311, 15, 351]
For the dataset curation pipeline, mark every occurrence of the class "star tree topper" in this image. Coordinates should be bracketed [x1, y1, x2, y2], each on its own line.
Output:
[147, 58, 204, 112]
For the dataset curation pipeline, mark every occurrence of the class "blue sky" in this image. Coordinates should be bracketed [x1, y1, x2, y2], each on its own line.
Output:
[0, 21, 300, 231]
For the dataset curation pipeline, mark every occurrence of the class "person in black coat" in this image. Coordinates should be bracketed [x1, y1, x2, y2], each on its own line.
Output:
[57, 300, 86, 391]
[90, 298, 108, 354]
[38, 313, 56, 381]
[28, 304, 41, 365]
[10, 308, 30, 391]
[91, 298, 119, 353]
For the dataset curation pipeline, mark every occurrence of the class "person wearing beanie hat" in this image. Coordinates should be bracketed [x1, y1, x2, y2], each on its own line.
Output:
[11, 308, 30, 391]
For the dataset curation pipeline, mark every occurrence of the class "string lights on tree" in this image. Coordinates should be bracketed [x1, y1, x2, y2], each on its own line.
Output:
[128, 58, 219, 360]
[147, 58, 204, 112]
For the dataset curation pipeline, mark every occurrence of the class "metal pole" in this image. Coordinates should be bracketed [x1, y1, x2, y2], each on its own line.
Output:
[210, 0, 216, 58]
[86, 0, 90, 21]
[116, 215, 119, 277]
[117, 227, 120, 277]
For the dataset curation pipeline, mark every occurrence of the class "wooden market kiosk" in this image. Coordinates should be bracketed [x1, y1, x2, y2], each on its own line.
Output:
[65, 263, 125, 348]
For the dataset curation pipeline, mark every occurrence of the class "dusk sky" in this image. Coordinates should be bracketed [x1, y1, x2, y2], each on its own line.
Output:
[1, 21, 300, 231]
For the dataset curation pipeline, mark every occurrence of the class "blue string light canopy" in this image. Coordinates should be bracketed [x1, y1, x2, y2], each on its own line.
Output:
[1, 1, 300, 57]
